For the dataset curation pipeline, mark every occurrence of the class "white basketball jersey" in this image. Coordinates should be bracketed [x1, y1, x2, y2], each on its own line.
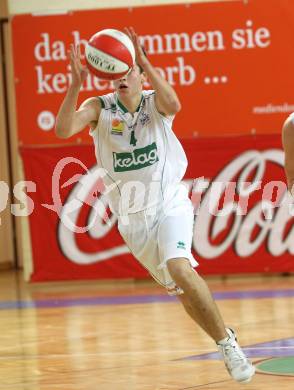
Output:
[89, 90, 188, 215]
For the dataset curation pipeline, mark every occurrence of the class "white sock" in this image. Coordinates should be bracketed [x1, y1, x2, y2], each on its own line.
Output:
[217, 329, 231, 345]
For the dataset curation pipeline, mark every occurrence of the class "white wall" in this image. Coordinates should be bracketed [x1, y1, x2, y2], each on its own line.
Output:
[8, 0, 225, 15]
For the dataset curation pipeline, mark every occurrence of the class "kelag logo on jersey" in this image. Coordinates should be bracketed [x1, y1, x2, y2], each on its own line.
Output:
[113, 142, 159, 172]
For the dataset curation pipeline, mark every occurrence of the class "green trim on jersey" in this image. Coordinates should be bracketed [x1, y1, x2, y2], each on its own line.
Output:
[98, 97, 105, 109]
[130, 130, 137, 147]
[117, 95, 144, 113]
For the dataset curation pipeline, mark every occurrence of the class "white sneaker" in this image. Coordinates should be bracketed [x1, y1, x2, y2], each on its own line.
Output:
[217, 328, 255, 383]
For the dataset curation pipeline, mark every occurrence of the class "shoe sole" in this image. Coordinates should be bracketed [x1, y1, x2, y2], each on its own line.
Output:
[236, 367, 256, 384]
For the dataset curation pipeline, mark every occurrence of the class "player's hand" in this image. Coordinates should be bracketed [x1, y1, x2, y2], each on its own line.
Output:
[124, 27, 149, 70]
[68, 44, 89, 88]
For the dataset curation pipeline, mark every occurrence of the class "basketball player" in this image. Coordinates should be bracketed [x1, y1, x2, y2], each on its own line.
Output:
[55, 27, 255, 383]
[282, 115, 294, 196]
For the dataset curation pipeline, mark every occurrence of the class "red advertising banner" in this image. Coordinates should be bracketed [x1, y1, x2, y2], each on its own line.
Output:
[12, 0, 294, 145]
[20, 135, 294, 282]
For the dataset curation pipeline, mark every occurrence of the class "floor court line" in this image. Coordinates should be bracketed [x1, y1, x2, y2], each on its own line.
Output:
[0, 288, 294, 310]
[1, 345, 294, 359]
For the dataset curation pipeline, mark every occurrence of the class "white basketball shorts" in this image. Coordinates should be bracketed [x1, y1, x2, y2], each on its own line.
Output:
[117, 184, 198, 295]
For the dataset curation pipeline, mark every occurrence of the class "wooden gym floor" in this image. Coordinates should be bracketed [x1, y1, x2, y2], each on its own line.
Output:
[0, 270, 294, 389]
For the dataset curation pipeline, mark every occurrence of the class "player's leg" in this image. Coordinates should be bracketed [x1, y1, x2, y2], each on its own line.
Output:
[167, 258, 255, 383]
[157, 195, 255, 383]
[167, 258, 226, 341]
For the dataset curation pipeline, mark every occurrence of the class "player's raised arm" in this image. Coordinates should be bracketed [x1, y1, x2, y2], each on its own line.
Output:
[282, 115, 294, 196]
[55, 44, 101, 139]
[125, 27, 181, 117]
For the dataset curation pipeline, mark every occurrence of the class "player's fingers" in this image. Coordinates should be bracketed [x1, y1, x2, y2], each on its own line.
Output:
[69, 50, 77, 67]
[71, 44, 77, 58]
[72, 62, 80, 76]
[127, 26, 136, 42]
[71, 45, 82, 68]
[77, 44, 82, 59]
[130, 28, 142, 51]
[69, 50, 78, 69]
[67, 48, 72, 61]
[71, 52, 81, 72]
[129, 26, 136, 36]
[124, 27, 131, 38]
[81, 66, 89, 78]
[134, 34, 141, 49]
[69, 44, 75, 58]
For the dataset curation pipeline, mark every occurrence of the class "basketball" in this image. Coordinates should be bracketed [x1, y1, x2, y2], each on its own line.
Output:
[85, 29, 136, 80]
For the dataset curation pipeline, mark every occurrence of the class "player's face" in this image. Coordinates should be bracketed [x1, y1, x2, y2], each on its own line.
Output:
[114, 64, 145, 97]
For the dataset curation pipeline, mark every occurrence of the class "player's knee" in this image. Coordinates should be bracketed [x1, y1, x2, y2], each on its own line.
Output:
[167, 258, 195, 288]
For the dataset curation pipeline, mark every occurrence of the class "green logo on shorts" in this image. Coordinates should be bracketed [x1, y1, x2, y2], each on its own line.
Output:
[177, 241, 186, 249]
[113, 142, 159, 172]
